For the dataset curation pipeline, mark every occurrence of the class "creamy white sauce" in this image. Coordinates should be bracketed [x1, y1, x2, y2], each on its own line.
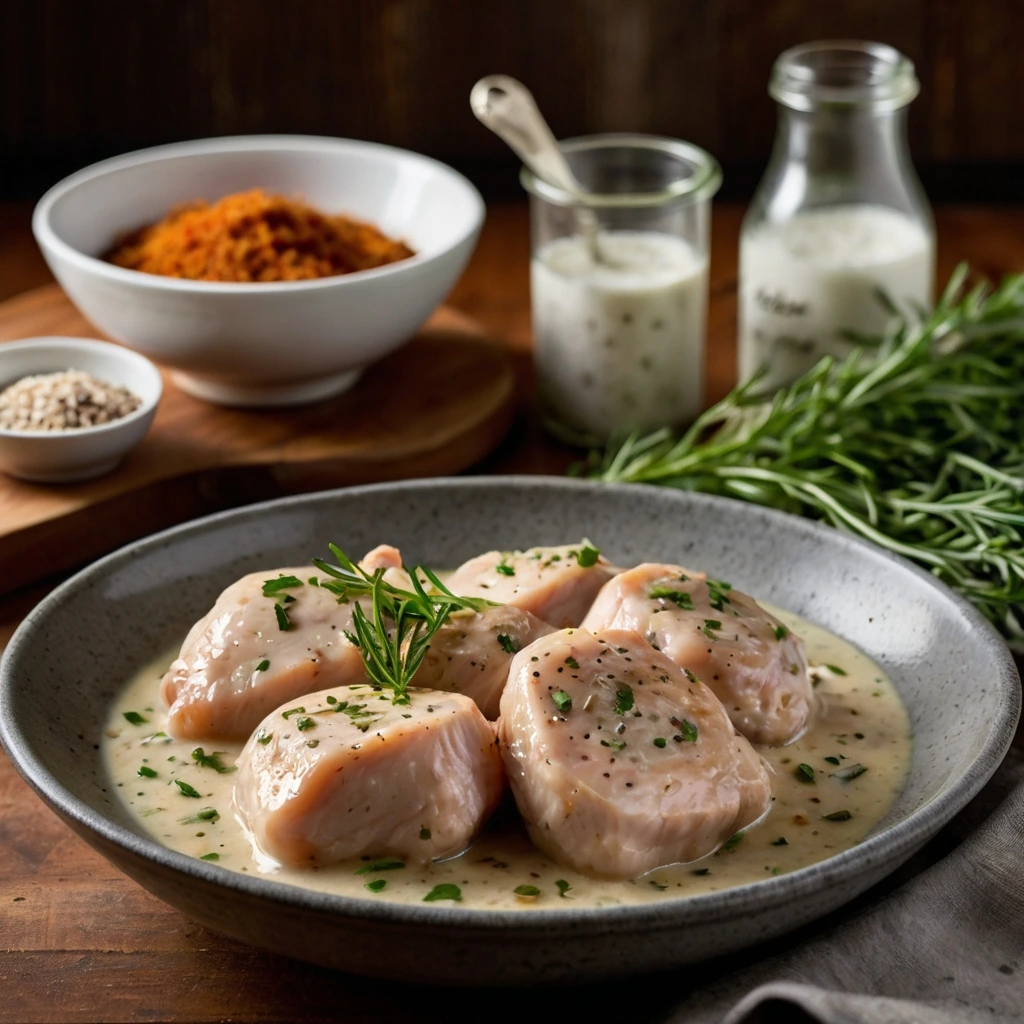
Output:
[103, 605, 910, 910]
[738, 204, 934, 390]
[532, 231, 709, 441]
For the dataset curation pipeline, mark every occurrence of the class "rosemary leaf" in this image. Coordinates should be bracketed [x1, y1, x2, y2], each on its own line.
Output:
[587, 266, 1024, 642]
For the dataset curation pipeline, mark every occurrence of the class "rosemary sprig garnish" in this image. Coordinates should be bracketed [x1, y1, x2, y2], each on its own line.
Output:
[586, 265, 1024, 642]
[313, 545, 493, 704]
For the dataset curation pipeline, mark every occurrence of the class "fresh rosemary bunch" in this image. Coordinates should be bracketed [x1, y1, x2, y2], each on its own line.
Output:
[587, 265, 1024, 642]
[313, 545, 493, 703]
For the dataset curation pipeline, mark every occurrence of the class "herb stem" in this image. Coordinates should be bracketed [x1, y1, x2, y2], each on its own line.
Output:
[587, 266, 1024, 642]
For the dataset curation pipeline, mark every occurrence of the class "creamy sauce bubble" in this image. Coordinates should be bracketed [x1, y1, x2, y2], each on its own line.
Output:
[103, 605, 910, 910]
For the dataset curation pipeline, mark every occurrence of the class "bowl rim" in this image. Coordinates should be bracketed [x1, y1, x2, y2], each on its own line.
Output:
[31, 134, 486, 295]
[0, 336, 163, 439]
[0, 476, 1019, 932]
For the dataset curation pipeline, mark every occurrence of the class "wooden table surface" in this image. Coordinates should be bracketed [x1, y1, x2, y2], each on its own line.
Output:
[2, 201, 1024, 1023]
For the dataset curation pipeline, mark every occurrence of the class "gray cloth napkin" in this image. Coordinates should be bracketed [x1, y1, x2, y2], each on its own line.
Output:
[671, 746, 1024, 1024]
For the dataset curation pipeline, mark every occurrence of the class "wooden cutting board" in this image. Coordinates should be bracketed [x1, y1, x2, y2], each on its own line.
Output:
[0, 285, 517, 595]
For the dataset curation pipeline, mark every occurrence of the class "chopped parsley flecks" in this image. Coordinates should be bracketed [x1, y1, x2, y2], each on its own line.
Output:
[702, 619, 722, 640]
[691, 868, 710, 876]
[648, 586, 695, 610]
[495, 559, 515, 577]
[772, 836, 789, 847]
[174, 780, 202, 799]
[613, 686, 634, 715]
[497, 634, 519, 654]
[564, 656, 580, 670]
[600, 738, 626, 752]
[555, 879, 572, 898]
[672, 717, 698, 743]
[137, 766, 158, 778]
[795, 763, 816, 784]
[576, 543, 601, 568]
[295, 717, 316, 732]
[653, 737, 667, 748]
[200, 852, 220, 861]
[255, 729, 272, 745]
[182, 807, 220, 824]
[514, 885, 540, 898]
[365, 879, 387, 893]
[822, 810, 853, 822]
[261, 575, 305, 597]
[722, 832, 743, 853]
[141, 731, 171, 745]
[122, 711, 148, 725]
[256, 659, 270, 672]
[707, 579, 733, 611]
[649, 880, 668, 891]
[551, 690, 572, 713]
[774, 625, 790, 641]
[355, 858, 405, 875]
[423, 883, 462, 902]
[824, 756, 841, 766]
[282, 706, 307, 720]
[191, 748, 237, 774]
[329, 701, 379, 732]
[274, 603, 293, 631]
[826, 664, 848, 676]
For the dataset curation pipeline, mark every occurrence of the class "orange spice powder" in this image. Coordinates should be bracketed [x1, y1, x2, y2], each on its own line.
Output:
[104, 188, 416, 282]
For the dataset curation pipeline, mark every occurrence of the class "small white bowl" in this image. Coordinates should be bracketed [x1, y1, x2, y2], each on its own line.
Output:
[0, 337, 162, 483]
[32, 136, 485, 407]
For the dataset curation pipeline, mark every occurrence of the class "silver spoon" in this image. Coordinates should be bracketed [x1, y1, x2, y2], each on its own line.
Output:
[470, 74, 606, 264]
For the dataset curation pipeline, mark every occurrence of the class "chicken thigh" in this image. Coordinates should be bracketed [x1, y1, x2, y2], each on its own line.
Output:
[498, 627, 772, 879]
[161, 545, 408, 741]
[444, 543, 617, 628]
[411, 604, 555, 720]
[233, 685, 504, 868]
[582, 564, 812, 746]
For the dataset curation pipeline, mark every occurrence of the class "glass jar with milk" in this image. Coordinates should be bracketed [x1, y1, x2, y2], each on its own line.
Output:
[739, 41, 935, 391]
[522, 134, 721, 446]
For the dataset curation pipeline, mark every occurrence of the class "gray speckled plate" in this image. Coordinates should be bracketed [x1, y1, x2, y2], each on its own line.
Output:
[0, 478, 1019, 985]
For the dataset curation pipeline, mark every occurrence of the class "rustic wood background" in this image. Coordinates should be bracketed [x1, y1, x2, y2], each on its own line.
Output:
[1, 0, 1022, 201]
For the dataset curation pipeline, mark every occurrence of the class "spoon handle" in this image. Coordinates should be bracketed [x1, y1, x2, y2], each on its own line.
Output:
[470, 75, 584, 195]
[470, 74, 604, 264]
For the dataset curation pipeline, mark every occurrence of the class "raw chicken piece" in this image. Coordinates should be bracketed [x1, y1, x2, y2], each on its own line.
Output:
[233, 685, 504, 868]
[161, 546, 410, 741]
[498, 628, 772, 879]
[444, 543, 617, 628]
[411, 605, 555, 719]
[582, 563, 812, 746]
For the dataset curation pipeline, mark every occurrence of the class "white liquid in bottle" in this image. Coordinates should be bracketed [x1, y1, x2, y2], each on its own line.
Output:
[738, 204, 933, 390]
[531, 231, 708, 442]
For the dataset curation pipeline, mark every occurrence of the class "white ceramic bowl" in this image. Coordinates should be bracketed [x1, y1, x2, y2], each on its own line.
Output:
[0, 337, 162, 482]
[32, 136, 485, 407]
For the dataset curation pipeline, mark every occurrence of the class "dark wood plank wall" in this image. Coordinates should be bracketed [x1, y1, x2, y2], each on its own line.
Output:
[2, 0, 1022, 199]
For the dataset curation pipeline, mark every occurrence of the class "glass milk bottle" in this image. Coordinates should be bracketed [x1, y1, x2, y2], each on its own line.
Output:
[521, 134, 721, 446]
[739, 41, 934, 391]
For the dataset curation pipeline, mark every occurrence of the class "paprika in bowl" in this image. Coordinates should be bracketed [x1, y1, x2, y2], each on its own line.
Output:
[33, 136, 484, 408]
